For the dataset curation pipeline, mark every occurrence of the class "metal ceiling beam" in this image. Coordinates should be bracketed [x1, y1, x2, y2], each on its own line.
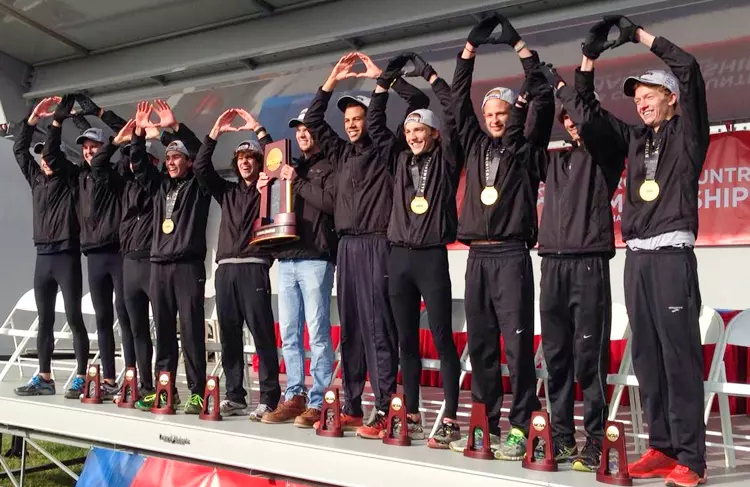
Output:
[0, 3, 89, 57]
[251, 0, 276, 14]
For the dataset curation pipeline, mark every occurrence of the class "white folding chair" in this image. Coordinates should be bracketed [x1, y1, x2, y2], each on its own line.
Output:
[703, 309, 750, 468]
[0, 289, 42, 381]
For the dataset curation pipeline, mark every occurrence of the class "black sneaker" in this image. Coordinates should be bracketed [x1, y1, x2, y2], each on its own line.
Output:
[427, 420, 461, 449]
[534, 435, 578, 462]
[572, 437, 602, 472]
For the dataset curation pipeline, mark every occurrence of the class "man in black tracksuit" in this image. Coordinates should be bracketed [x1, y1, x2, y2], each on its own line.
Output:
[12, 97, 90, 399]
[193, 108, 281, 420]
[130, 101, 211, 415]
[304, 52, 430, 439]
[43, 96, 135, 400]
[572, 17, 709, 487]
[534, 46, 625, 469]
[451, 15, 553, 460]
[368, 53, 463, 448]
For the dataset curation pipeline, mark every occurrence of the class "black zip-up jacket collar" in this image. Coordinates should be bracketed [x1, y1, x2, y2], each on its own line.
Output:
[304, 78, 430, 236]
[131, 125, 210, 263]
[368, 77, 464, 248]
[193, 135, 273, 262]
[257, 137, 338, 261]
[14, 119, 80, 254]
[576, 37, 709, 242]
[452, 53, 554, 247]
[538, 69, 625, 257]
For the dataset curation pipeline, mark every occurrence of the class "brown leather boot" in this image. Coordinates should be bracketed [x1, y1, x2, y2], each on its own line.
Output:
[294, 407, 322, 428]
[261, 395, 307, 424]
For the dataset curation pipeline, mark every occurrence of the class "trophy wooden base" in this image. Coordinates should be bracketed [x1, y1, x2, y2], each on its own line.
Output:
[199, 376, 221, 421]
[522, 411, 558, 472]
[117, 367, 138, 409]
[383, 393, 411, 446]
[250, 213, 298, 247]
[317, 388, 343, 437]
[596, 421, 633, 486]
[81, 364, 102, 404]
[464, 402, 494, 460]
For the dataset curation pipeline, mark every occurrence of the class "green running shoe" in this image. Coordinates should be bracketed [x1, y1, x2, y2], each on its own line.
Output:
[135, 391, 180, 412]
[184, 393, 204, 415]
[495, 427, 528, 461]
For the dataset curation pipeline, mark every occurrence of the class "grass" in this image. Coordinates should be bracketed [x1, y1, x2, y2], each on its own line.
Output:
[0, 435, 88, 487]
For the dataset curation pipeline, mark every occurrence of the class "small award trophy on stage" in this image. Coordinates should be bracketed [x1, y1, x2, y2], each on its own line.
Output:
[117, 367, 138, 409]
[522, 411, 557, 472]
[317, 388, 343, 437]
[464, 402, 494, 460]
[151, 371, 175, 415]
[81, 364, 102, 404]
[597, 422, 633, 486]
[383, 393, 410, 446]
[249, 139, 298, 246]
[199, 376, 221, 421]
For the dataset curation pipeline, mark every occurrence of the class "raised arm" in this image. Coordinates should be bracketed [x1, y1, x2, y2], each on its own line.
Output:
[90, 119, 135, 194]
[131, 101, 163, 194]
[304, 54, 359, 167]
[75, 93, 127, 132]
[14, 98, 58, 186]
[43, 94, 78, 174]
[391, 76, 430, 141]
[194, 109, 239, 202]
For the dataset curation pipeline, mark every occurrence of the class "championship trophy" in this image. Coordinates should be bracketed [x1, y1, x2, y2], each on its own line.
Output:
[383, 393, 410, 446]
[249, 139, 298, 246]
[151, 371, 176, 415]
[317, 388, 343, 437]
[522, 411, 557, 472]
[464, 402, 494, 460]
[81, 364, 102, 404]
[199, 376, 221, 421]
[117, 367, 138, 409]
[597, 422, 632, 486]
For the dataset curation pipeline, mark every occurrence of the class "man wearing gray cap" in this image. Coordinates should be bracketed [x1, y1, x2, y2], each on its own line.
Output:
[451, 14, 553, 460]
[128, 100, 211, 415]
[367, 52, 464, 448]
[567, 16, 709, 487]
[12, 97, 90, 399]
[43, 96, 136, 401]
[304, 51, 430, 439]
[193, 108, 281, 420]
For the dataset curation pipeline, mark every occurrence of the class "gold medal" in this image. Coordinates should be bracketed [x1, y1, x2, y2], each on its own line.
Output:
[639, 180, 660, 202]
[162, 218, 175, 234]
[480, 186, 499, 206]
[410, 196, 429, 215]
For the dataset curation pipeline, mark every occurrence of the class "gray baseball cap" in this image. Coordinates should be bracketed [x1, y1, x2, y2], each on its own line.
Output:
[403, 109, 439, 130]
[288, 108, 308, 128]
[122, 140, 157, 159]
[33, 141, 68, 155]
[624, 70, 680, 100]
[234, 140, 263, 155]
[336, 94, 371, 112]
[75, 127, 106, 145]
[482, 87, 517, 111]
[165, 140, 190, 157]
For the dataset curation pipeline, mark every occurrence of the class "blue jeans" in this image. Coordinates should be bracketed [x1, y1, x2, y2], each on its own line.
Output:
[278, 259, 334, 409]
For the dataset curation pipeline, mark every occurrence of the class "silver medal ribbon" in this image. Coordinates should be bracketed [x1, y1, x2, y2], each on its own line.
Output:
[484, 146, 503, 187]
[643, 133, 660, 181]
[409, 155, 432, 198]
[165, 181, 187, 220]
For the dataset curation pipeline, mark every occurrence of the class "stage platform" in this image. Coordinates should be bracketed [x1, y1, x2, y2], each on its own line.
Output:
[1, 382, 749, 487]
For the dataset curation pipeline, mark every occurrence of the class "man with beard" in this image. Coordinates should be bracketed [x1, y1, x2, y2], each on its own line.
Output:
[192, 108, 281, 420]
[304, 52, 431, 439]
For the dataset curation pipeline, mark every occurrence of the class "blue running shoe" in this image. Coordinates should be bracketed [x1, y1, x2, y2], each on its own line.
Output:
[65, 376, 86, 399]
[14, 375, 56, 396]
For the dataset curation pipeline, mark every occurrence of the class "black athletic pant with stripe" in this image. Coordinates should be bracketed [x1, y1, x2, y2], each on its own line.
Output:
[540, 255, 611, 442]
[337, 235, 398, 415]
[625, 247, 705, 477]
[150, 261, 207, 396]
[465, 243, 541, 436]
[87, 250, 135, 380]
[389, 245, 460, 418]
[215, 262, 280, 408]
[123, 257, 154, 390]
[34, 251, 89, 376]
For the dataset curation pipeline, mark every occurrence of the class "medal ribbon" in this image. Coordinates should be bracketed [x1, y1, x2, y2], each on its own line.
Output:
[409, 155, 432, 198]
[165, 181, 187, 221]
[484, 146, 504, 187]
[643, 132, 660, 181]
